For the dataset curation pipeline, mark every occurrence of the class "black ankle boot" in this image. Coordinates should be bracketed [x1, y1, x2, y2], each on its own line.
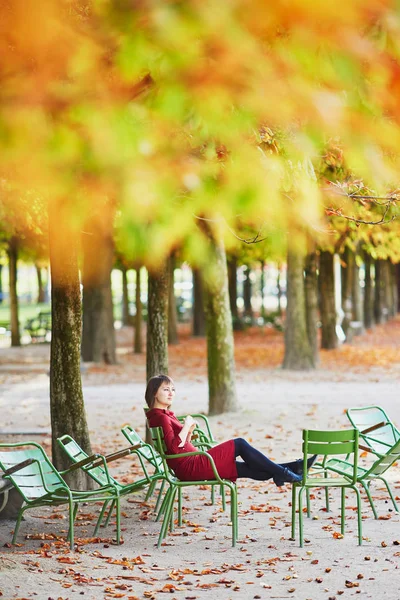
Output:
[289, 455, 318, 476]
[273, 467, 302, 487]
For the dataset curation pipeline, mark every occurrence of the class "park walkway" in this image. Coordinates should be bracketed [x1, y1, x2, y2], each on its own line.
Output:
[0, 319, 400, 599]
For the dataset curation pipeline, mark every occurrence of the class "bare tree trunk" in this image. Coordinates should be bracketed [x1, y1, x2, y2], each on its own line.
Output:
[146, 266, 169, 378]
[277, 263, 283, 316]
[168, 255, 179, 345]
[243, 266, 253, 323]
[304, 250, 319, 365]
[0, 264, 3, 304]
[227, 256, 241, 329]
[374, 259, 386, 324]
[385, 260, 395, 319]
[341, 247, 353, 338]
[260, 260, 266, 320]
[121, 266, 130, 326]
[36, 264, 45, 304]
[7, 237, 20, 347]
[203, 236, 238, 414]
[283, 240, 314, 370]
[192, 268, 205, 337]
[319, 251, 339, 349]
[134, 267, 142, 353]
[351, 246, 364, 335]
[363, 252, 374, 329]
[48, 200, 92, 489]
[391, 262, 398, 317]
[396, 264, 400, 312]
[81, 221, 116, 364]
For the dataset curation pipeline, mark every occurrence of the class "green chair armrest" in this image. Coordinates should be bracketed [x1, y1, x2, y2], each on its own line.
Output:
[164, 450, 223, 483]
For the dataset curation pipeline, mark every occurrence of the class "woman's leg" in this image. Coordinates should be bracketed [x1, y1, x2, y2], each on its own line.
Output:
[234, 438, 301, 485]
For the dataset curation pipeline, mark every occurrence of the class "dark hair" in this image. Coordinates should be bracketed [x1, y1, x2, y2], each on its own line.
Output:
[145, 374, 173, 409]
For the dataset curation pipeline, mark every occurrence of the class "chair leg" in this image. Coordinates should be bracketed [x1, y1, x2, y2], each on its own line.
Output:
[12, 505, 27, 545]
[298, 487, 305, 548]
[145, 479, 157, 501]
[67, 503, 79, 544]
[378, 476, 399, 513]
[353, 485, 363, 545]
[341, 488, 346, 536]
[154, 480, 166, 515]
[156, 485, 169, 522]
[103, 499, 116, 528]
[94, 500, 110, 536]
[361, 481, 378, 519]
[291, 484, 297, 540]
[211, 485, 215, 505]
[229, 484, 238, 547]
[68, 499, 75, 551]
[158, 487, 176, 548]
[115, 495, 121, 544]
[177, 488, 182, 527]
[306, 489, 311, 518]
[221, 484, 226, 511]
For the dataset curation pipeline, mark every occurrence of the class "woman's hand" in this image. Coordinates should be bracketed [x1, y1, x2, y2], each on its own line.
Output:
[186, 423, 197, 444]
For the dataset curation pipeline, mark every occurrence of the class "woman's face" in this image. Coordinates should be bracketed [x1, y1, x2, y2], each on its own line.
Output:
[153, 379, 175, 409]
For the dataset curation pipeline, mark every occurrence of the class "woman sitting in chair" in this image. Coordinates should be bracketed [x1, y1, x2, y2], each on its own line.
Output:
[145, 374, 316, 487]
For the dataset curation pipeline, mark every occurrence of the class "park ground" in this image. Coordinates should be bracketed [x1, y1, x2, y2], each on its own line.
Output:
[0, 320, 400, 600]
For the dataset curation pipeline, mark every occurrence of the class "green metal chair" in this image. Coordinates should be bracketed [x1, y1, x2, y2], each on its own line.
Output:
[58, 434, 164, 530]
[346, 406, 400, 457]
[150, 426, 238, 548]
[0, 442, 121, 551]
[324, 436, 400, 518]
[120, 425, 167, 513]
[291, 429, 362, 547]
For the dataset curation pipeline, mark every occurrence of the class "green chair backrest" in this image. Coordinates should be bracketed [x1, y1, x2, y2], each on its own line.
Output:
[149, 427, 177, 483]
[121, 426, 164, 473]
[57, 435, 115, 488]
[347, 406, 400, 455]
[363, 436, 400, 479]
[0, 443, 66, 502]
[303, 429, 359, 484]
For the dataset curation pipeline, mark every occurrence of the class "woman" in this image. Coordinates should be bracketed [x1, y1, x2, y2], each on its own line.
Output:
[145, 374, 316, 486]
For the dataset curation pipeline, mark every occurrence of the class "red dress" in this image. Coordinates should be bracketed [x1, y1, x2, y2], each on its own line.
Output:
[146, 408, 237, 482]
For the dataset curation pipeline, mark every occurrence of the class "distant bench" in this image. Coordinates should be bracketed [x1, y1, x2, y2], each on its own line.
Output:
[24, 311, 52, 342]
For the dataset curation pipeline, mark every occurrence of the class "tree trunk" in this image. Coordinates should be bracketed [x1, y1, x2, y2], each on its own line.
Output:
[7, 237, 20, 347]
[277, 263, 282, 316]
[81, 221, 116, 364]
[48, 200, 92, 489]
[134, 267, 142, 353]
[363, 252, 374, 329]
[243, 266, 253, 322]
[374, 259, 386, 324]
[319, 251, 339, 349]
[385, 260, 395, 318]
[351, 246, 364, 334]
[0, 264, 3, 304]
[203, 236, 238, 414]
[227, 256, 241, 329]
[168, 255, 179, 345]
[36, 264, 45, 304]
[391, 262, 399, 317]
[396, 264, 400, 312]
[260, 260, 266, 319]
[341, 247, 353, 338]
[304, 251, 319, 365]
[283, 242, 314, 369]
[121, 266, 130, 326]
[146, 266, 169, 378]
[192, 268, 206, 337]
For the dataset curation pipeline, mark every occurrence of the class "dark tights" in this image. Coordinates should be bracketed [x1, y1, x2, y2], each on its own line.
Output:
[234, 438, 297, 483]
